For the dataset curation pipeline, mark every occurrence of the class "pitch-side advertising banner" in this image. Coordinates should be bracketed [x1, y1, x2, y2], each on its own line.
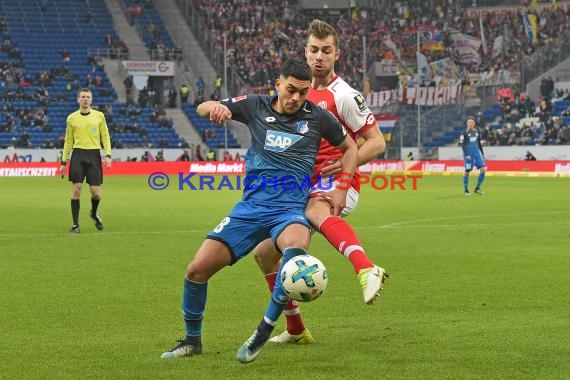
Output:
[2, 161, 569, 177]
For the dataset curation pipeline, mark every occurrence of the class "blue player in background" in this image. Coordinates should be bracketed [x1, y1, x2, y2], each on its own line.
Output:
[460, 116, 486, 195]
[160, 59, 358, 363]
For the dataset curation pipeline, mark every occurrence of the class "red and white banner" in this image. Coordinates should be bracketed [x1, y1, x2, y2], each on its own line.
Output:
[366, 81, 462, 107]
[2, 161, 569, 177]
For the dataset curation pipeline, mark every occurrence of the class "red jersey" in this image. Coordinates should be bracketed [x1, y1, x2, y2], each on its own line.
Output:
[308, 75, 377, 191]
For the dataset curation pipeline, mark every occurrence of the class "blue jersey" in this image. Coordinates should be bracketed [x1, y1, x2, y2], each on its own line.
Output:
[221, 95, 347, 207]
[460, 129, 484, 157]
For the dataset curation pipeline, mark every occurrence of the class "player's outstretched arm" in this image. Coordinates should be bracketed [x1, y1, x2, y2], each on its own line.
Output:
[197, 100, 232, 124]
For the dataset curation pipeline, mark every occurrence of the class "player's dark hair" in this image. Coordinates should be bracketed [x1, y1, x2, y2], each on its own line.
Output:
[281, 59, 312, 82]
[307, 19, 339, 49]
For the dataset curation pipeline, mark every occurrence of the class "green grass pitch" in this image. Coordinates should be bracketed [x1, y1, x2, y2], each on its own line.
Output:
[0, 175, 569, 379]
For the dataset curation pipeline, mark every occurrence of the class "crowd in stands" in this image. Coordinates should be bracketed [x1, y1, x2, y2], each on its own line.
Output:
[477, 79, 570, 147]
[190, 0, 570, 93]
[3, 1, 570, 152]
[192, 0, 304, 91]
[103, 33, 130, 60]
[122, 0, 182, 61]
[1, 53, 178, 150]
[481, 111, 569, 146]
[159, 0, 570, 156]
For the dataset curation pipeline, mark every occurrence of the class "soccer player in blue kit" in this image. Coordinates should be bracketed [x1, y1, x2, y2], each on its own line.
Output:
[160, 59, 358, 363]
[460, 116, 486, 195]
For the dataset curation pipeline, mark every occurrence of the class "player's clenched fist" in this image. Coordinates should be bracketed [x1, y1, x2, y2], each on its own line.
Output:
[209, 104, 232, 124]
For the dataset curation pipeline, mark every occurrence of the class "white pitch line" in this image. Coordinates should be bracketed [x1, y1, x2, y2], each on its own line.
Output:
[354, 210, 570, 229]
[0, 211, 568, 238]
[361, 222, 570, 229]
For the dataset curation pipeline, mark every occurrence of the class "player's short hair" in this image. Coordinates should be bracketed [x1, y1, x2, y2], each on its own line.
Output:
[466, 115, 476, 122]
[281, 59, 312, 82]
[307, 19, 339, 49]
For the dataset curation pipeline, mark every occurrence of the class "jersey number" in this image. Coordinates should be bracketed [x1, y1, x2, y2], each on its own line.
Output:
[213, 217, 231, 233]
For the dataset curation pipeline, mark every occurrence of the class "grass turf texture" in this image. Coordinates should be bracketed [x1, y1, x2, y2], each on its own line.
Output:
[0, 175, 569, 380]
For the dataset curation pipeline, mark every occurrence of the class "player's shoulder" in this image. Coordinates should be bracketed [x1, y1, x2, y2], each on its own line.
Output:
[305, 100, 335, 120]
[310, 103, 342, 130]
[329, 76, 361, 99]
[330, 76, 369, 111]
[223, 94, 265, 108]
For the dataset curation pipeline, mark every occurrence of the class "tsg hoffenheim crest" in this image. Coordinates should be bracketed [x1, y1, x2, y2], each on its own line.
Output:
[296, 121, 309, 134]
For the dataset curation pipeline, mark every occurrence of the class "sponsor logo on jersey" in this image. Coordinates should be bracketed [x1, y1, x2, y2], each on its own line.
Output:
[354, 94, 368, 112]
[317, 100, 327, 110]
[265, 116, 276, 123]
[302, 101, 312, 113]
[231, 95, 247, 103]
[265, 130, 303, 152]
[296, 120, 309, 134]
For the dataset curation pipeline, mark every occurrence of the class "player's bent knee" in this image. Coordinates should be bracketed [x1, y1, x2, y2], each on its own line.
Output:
[186, 258, 225, 282]
[186, 265, 210, 283]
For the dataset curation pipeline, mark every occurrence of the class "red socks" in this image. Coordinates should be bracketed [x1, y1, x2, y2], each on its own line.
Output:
[319, 216, 374, 274]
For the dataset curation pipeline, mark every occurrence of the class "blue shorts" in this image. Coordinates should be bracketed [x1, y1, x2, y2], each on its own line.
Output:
[207, 201, 311, 264]
[464, 153, 485, 171]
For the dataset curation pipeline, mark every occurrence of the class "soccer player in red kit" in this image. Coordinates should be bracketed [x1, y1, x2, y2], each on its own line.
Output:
[253, 19, 389, 344]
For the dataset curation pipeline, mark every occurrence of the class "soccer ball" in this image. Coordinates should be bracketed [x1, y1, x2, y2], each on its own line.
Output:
[280, 255, 328, 302]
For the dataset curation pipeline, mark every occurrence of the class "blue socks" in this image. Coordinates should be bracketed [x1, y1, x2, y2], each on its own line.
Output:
[463, 174, 469, 192]
[182, 277, 208, 337]
[181, 247, 310, 341]
[476, 172, 486, 189]
[264, 247, 307, 322]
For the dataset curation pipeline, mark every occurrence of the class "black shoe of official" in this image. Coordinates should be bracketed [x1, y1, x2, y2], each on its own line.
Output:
[69, 225, 80, 234]
[90, 210, 104, 230]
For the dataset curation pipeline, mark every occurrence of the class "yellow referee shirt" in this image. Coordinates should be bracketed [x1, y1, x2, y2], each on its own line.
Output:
[62, 109, 112, 162]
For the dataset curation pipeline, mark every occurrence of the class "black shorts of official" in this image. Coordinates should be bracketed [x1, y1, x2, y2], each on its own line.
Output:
[68, 149, 103, 185]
